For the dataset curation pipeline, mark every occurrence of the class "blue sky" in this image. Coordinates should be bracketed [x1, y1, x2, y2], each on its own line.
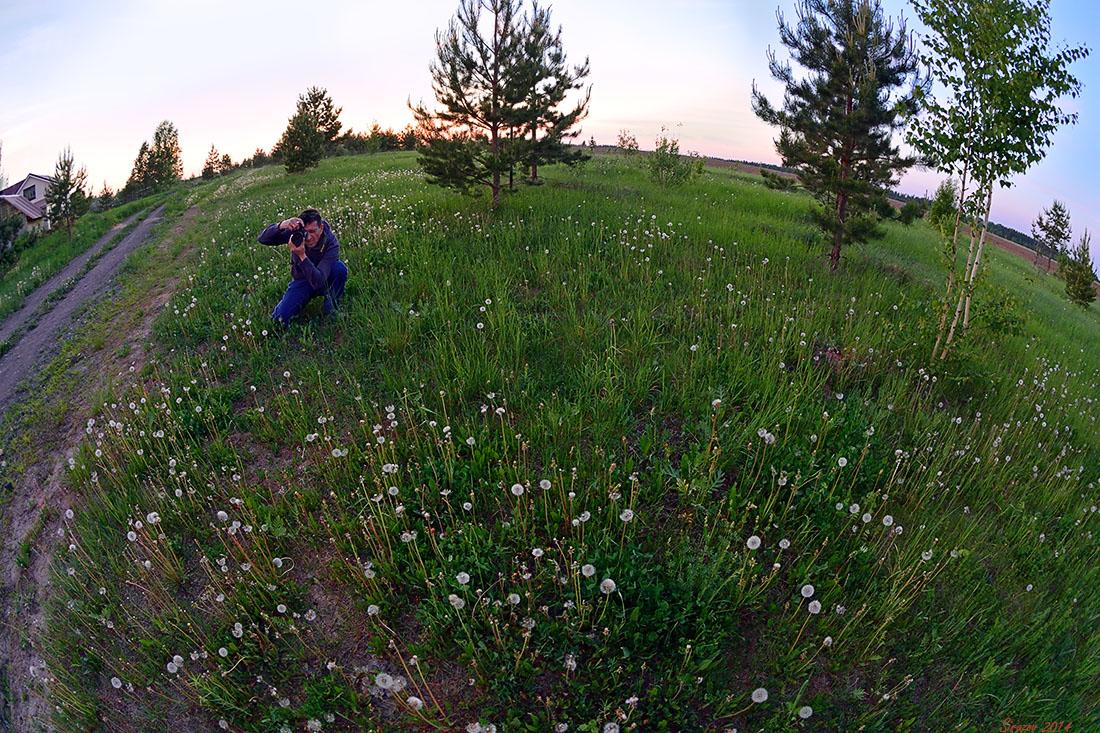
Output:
[1, 0, 1096, 251]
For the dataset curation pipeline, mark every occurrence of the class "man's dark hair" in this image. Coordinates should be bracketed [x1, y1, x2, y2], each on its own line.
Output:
[299, 208, 322, 227]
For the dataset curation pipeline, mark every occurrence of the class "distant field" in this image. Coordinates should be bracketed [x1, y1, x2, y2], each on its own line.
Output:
[11, 152, 1099, 731]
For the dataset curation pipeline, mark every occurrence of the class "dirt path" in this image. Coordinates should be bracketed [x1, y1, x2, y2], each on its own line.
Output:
[0, 203, 195, 731]
[0, 204, 165, 411]
[0, 211, 144, 347]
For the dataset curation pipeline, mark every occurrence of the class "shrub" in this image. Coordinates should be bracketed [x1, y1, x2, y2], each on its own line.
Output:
[647, 128, 697, 186]
[617, 129, 639, 156]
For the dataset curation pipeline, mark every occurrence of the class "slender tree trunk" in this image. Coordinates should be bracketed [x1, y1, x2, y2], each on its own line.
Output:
[932, 148, 970, 360]
[941, 185, 991, 359]
[962, 188, 995, 334]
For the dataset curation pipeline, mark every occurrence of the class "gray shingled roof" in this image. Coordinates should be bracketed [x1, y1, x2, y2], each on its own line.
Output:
[0, 195, 44, 220]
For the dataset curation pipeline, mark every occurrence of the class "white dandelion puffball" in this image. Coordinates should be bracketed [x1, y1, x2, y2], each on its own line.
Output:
[218, 647, 228, 657]
[110, 676, 122, 689]
[407, 696, 424, 711]
[808, 600, 822, 614]
[367, 604, 380, 616]
[849, 503, 860, 514]
[600, 578, 617, 594]
[166, 662, 178, 674]
[823, 636, 833, 647]
[882, 515, 894, 526]
[801, 584, 815, 598]
[456, 572, 471, 585]
[838, 457, 848, 467]
[751, 687, 768, 703]
[146, 512, 160, 524]
[508, 593, 521, 605]
[375, 672, 393, 689]
[779, 538, 790, 549]
[448, 593, 466, 610]
[798, 705, 813, 719]
[216, 510, 229, 523]
[922, 550, 933, 561]
[619, 509, 634, 522]
[539, 479, 551, 490]
[746, 535, 761, 550]
[603, 724, 620, 733]
[510, 483, 525, 496]
[582, 564, 596, 578]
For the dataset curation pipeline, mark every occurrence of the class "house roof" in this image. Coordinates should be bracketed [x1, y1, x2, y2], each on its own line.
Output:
[0, 174, 56, 197]
[0, 195, 44, 220]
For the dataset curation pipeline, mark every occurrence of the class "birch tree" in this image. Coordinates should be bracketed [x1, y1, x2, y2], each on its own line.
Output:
[908, 0, 1088, 359]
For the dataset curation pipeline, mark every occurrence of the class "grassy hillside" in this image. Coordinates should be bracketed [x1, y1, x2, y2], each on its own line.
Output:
[19, 152, 1100, 731]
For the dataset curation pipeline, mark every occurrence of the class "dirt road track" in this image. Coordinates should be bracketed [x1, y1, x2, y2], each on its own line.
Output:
[0, 204, 165, 410]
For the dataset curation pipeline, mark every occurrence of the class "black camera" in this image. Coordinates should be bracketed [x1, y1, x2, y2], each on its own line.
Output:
[290, 229, 306, 246]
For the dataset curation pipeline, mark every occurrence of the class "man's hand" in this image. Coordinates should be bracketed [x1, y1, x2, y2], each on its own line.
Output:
[279, 217, 304, 231]
[288, 240, 306, 260]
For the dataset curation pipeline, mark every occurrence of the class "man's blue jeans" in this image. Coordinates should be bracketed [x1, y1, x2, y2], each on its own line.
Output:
[271, 261, 348, 325]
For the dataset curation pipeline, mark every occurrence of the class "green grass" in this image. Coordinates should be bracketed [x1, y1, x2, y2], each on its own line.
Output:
[10, 152, 1100, 731]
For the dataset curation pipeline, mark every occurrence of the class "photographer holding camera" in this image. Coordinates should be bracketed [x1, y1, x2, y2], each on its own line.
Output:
[258, 208, 348, 325]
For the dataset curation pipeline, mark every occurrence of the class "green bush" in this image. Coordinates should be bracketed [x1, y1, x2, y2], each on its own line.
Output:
[647, 128, 699, 186]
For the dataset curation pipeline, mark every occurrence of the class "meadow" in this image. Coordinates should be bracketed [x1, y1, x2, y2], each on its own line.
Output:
[18, 152, 1100, 731]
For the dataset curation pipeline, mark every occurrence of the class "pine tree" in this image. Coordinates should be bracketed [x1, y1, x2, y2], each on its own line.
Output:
[297, 87, 343, 153]
[280, 108, 324, 174]
[514, 1, 590, 182]
[220, 153, 233, 173]
[45, 147, 90, 240]
[203, 144, 221, 180]
[411, 0, 526, 206]
[752, 0, 923, 270]
[1031, 200, 1071, 272]
[1064, 230, 1097, 307]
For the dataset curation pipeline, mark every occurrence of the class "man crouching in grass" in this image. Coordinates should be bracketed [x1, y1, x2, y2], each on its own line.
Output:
[259, 208, 349, 325]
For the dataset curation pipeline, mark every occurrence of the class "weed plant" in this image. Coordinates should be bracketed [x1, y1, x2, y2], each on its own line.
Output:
[27, 154, 1100, 731]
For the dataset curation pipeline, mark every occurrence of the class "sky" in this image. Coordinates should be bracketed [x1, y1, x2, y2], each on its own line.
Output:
[2, 0, 1098, 252]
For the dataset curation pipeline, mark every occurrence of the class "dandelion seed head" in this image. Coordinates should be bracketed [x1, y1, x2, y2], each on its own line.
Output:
[808, 600, 822, 614]
[798, 705, 813, 719]
[751, 687, 768, 703]
[581, 564, 595, 578]
[600, 578, 617, 594]
[511, 483, 524, 496]
[746, 535, 761, 550]
[801, 584, 815, 598]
